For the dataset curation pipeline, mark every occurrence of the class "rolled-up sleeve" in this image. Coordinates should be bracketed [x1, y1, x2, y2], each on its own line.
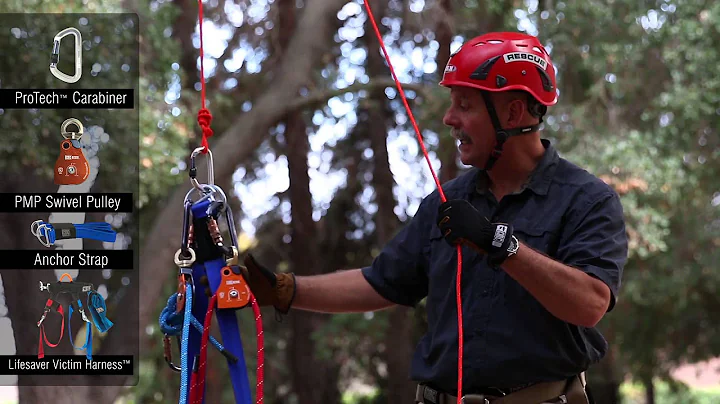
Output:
[361, 198, 432, 307]
[556, 191, 628, 311]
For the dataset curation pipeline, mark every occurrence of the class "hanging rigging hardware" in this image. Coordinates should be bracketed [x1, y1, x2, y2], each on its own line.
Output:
[50, 27, 82, 84]
[189, 146, 215, 196]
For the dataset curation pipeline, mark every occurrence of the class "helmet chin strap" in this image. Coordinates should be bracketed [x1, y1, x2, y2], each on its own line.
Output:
[480, 91, 541, 171]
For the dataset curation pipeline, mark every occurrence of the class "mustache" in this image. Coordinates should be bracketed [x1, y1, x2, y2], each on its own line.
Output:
[450, 128, 470, 141]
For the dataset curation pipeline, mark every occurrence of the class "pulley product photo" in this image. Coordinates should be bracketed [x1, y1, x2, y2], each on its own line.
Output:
[54, 118, 91, 186]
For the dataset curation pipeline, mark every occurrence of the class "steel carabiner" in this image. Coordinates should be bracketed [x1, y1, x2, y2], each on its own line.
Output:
[189, 146, 215, 195]
[50, 27, 82, 84]
[163, 335, 182, 372]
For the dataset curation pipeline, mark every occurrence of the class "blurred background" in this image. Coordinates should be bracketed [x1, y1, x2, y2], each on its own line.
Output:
[1, 0, 719, 403]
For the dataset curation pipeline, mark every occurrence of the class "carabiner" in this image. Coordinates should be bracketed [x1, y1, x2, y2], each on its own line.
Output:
[30, 220, 53, 247]
[163, 335, 182, 372]
[50, 27, 82, 84]
[189, 146, 215, 194]
[60, 118, 84, 140]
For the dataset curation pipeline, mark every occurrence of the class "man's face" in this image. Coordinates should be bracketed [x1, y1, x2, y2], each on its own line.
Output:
[442, 86, 498, 167]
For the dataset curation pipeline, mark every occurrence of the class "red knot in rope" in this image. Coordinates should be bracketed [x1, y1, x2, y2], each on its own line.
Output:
[197, 108, 214, 154]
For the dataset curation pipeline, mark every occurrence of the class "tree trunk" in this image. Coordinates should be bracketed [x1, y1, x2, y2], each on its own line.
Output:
[278, 1, 341, 402]
[364, 1, 414, 400]
[285, 104, 341, 404]
[643, 376, 655, 404]
[436, 0, 458, 184]
[586, 348, 621, 404]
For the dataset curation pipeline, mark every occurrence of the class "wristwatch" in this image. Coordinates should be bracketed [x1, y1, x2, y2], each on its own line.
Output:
[507, 235, 520, 259]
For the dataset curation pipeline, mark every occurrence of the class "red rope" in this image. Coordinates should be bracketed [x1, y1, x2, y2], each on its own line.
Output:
[251, 296, 265, 403]
[197, 0, 213, 154]
[189, 294, 217, 404]
[361, 1, 465, 402]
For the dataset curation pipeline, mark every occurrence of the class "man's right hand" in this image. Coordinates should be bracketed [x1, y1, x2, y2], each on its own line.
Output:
[242, 254, 296, 314]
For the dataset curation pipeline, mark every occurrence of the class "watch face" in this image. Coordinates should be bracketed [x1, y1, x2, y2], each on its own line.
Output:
[508, 236, 519, 254]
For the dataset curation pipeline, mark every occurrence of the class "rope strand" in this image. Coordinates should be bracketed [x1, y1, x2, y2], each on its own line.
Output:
[361, 1, 465, 401]
[197, 0, 213, 154]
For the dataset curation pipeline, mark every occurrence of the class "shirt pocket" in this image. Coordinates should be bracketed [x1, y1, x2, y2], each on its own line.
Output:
[512, 218, 559, 257]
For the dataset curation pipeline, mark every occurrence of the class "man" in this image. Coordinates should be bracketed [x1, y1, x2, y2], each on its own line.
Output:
[242, 32, 628, 404]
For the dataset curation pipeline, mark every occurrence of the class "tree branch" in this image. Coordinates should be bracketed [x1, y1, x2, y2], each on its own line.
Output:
[287, 78, 426, 112]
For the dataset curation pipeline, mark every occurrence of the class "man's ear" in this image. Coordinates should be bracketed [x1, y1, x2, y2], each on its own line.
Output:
[506, 98, 526, 127]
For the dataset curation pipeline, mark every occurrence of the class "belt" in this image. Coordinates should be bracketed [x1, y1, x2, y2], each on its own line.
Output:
[415, 379, 569, 404]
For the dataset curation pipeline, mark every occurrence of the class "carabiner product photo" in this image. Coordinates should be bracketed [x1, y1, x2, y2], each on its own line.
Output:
[54, 118, 90, 185]
[50, 27, 82, 84]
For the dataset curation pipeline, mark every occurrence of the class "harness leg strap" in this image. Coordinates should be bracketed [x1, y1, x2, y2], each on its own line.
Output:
[38, 300, 64, 359]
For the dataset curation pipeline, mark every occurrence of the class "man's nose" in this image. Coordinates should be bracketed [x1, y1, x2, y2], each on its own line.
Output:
[443, 108, 459, 128]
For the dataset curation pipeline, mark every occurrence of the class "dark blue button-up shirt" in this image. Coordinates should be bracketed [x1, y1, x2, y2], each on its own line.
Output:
[361, 139, 628, 394]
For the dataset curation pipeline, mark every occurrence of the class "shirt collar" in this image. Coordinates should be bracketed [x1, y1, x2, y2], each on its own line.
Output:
[473, 138, 559, 196]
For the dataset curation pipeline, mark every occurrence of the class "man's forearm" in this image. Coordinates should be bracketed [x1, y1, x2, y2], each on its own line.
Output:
[293, 268, 396, 313]
[501, 242, 611, 327]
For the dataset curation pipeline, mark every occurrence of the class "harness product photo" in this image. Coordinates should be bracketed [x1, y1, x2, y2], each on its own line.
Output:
[50, 27, 82, 83]
[31, 220, 117, 247]
[36, 273, 114, 360]
[54, 118, 90, 185]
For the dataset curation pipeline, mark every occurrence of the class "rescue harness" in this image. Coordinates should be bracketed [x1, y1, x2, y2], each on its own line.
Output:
[37, 273, 114, 360]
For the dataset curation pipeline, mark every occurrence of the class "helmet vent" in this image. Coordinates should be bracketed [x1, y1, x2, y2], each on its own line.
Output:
[536, 66, 554, 91]
[532, 46, 545, 54]
[487, 39, 504, 44]
[474, 42, 486, 46]
[469, 55, 501, 80]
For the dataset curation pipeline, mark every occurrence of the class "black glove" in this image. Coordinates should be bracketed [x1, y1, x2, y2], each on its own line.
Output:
[436, 199, 517, 266]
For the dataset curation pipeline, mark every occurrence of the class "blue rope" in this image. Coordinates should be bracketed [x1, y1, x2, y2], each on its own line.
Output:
[159, 293, 226, 353]
[68, 301, 93, 361]
[179, 284, 192, 404]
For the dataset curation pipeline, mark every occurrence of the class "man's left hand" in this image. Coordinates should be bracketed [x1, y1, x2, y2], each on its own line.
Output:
[436, 199, 515, 261]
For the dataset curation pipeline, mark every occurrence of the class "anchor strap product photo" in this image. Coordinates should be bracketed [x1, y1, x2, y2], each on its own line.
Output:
[31, 220, 117, 247]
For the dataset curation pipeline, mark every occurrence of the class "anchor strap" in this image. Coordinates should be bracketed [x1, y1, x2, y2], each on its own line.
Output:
[31, 220, 117, 247]
[37, 299, 64, 359]
[68, 299, 93, 361]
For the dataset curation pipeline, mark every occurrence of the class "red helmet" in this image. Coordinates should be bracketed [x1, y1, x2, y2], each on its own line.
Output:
[439, 32, 557, 106]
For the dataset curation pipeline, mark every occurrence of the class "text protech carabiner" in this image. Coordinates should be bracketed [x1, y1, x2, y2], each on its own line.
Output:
[50, 27, 82, 84]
